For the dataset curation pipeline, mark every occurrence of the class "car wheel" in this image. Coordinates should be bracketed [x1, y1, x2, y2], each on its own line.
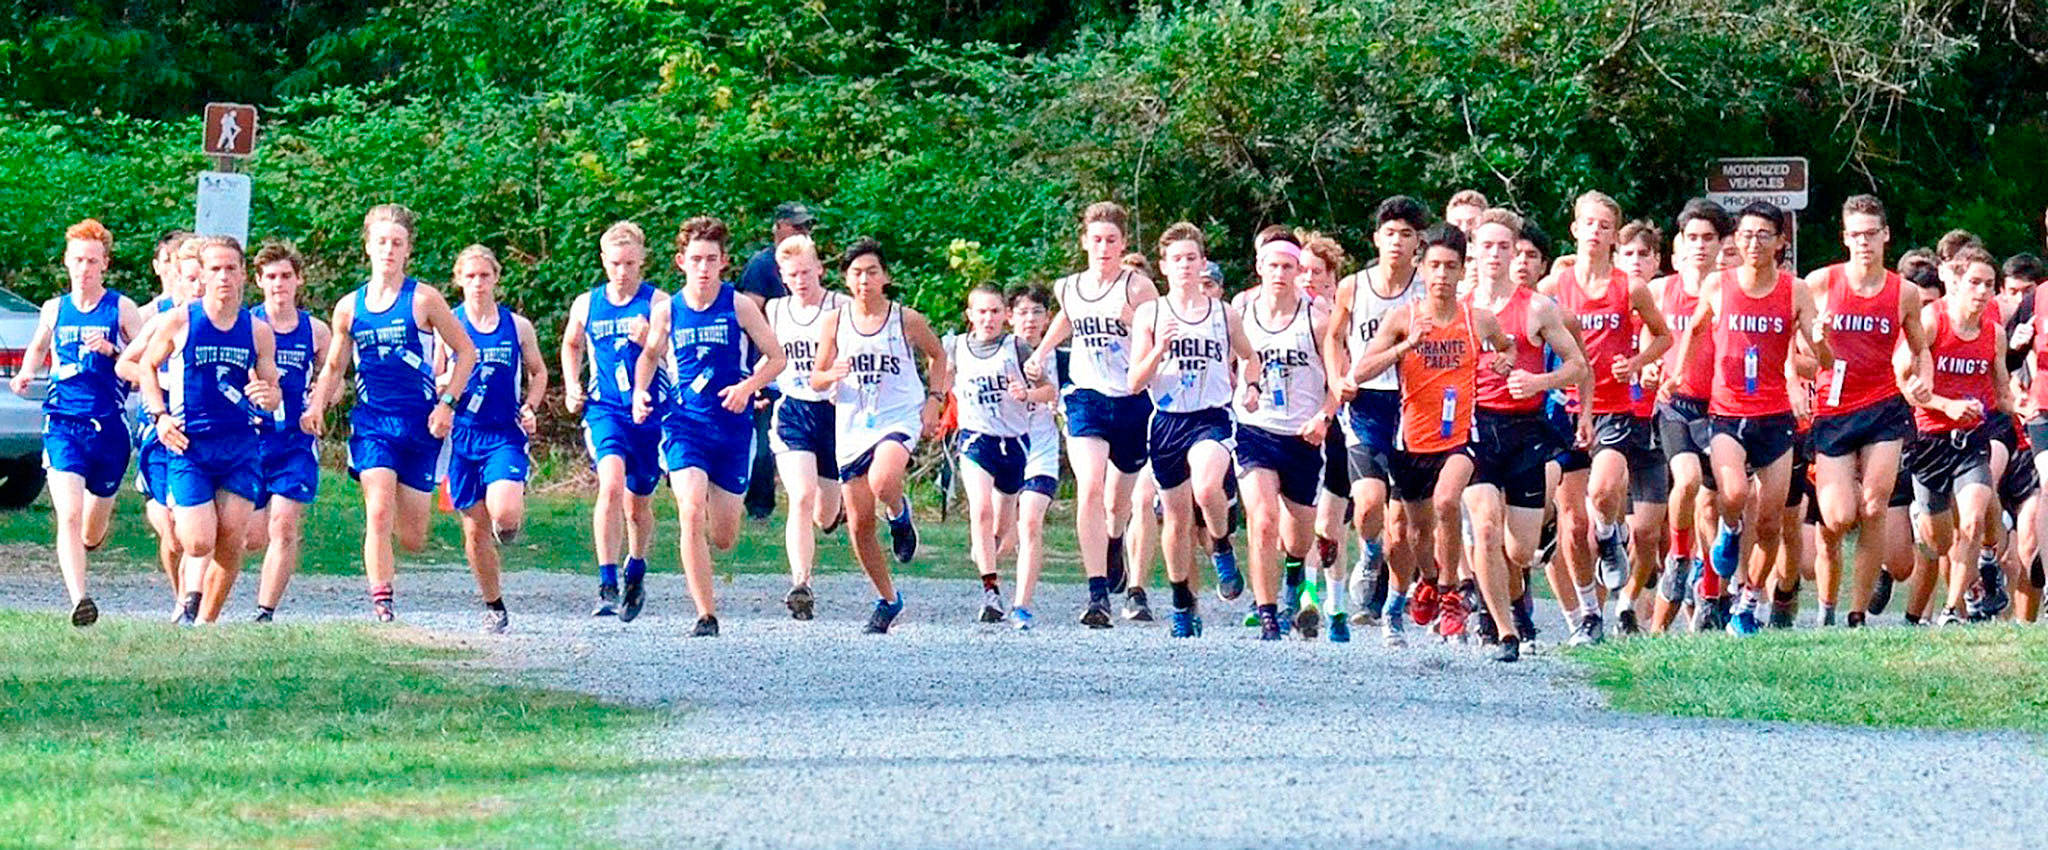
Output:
[0, 461, 45, 509]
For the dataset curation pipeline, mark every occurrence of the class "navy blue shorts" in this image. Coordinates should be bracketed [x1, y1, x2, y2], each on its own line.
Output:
[1067, 388, 1152, 475]
[1813, 396, 1912, 458]
[960, 430, 1027, 495]
[255, 433, 320, 505]
[1021, 475, 1058, 498]
[1344, 390, 1400, 481]
[1709, 413, 1797, 471]
[167, 434, 261, 507]
[135, 439, 171, 503]
[350, 411, 443, 493]
[771, 397, 840, 479]
[42, 414, 129, 498]
[663, 416, 755, 495]
[840, 432, 911, 483]
[1148, 407, 1232, 490]
[1234, 423, 1321, 507]
[583, 406, 662, 497]
[448, 426, 530, 511]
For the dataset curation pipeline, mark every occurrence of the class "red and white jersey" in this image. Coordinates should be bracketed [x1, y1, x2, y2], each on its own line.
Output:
[1917, 306, 1997, 434]
[1710, 269, 1798, 418]
[1559, 265, 1639, 415]
[1816, 264, 1904, 416]
[1658, 273, 1714, 402]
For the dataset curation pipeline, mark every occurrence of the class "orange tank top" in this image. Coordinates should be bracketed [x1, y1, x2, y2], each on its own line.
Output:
[1398, 302, 1479, 453]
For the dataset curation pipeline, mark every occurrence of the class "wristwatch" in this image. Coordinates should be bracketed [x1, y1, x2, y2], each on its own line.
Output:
[438, 392, 457, 407]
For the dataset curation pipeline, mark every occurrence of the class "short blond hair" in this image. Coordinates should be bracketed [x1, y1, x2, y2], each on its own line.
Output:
[775, 233, 819, 264]
[1446, 189, 1489, 211]
[601, 220, 645, 250]
[1476, 208, 1523, 238]
[1575, 191, 1622, 221]
[454, 244, 501, 276]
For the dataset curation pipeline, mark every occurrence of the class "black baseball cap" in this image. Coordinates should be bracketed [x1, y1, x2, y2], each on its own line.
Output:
[774, 202, 817, 227]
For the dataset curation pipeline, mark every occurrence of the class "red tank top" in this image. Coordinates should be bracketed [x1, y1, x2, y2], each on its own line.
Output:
[1659, 273, 1715, 401]
[1710, 269, 1797, 418]
[1560, 266, 1639, 415]
[1398, 303, 1477, 452]
[1816, 265, 1903, 416]
[1916, 306, 1997, 433]
[1469, 286, 1547, 414]
[2032, 287, 2048, 412]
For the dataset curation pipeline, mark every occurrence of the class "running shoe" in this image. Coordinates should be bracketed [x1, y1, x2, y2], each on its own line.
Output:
[1169, 606, 1203, 638]
[1107, 541, 1129, 594]
[1294, 602, 1321, 640]
[1244, 610, 1261, 628]
[484, 607, 510, 634]
[1122, 587, 1154, 622]
[1768, 599, 1796, 630]
[1566, 612, 1604, 647]
[1347, 554, 1372, 614]
[1846, 611, 1866, 629]
[1382, 595, 1408, 647]
[887, 502, 919, 563]
[1434, 590, 1467, 641]
[1276, 604, 1296, 637]
[1329, 613, 1351, 643]
[592, 583, 620, 617]
[785, 584, 816, 621]
[1492, 635, 1521, 663]
[1012, 606, 1035, 631]
[1709, 525, 1741, 579]
[1616, 608, 1641, 636]
[619, 578, 646, 623]
[1411, 582, 1440, 627]
[1726, 607, 1760, 636]
[691, 615, 719, 637]
[1511, 598, 1538, 647]
[1257, 607, 1282, 641]
[252, 607, 274, 624]
[864, 594, 905, 634]
[822, 505, 847, 534]
[979, 587, 1008, 623]
[1974, 555, 2009, 619]
[1080, 598, 1114, 629]
[174, 593, 199, 627]
[1596, 526, 1630, 591]
[1868, 570, 1895, 615]
[1936, 607, 1964, 628]
[70, 597, 98, 628]
[1474, 608, 1499, 646]
[1214, 548, 1244, 601]
[371, 596, 395, 623]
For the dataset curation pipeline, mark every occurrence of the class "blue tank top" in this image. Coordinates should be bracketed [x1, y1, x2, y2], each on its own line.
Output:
[456, 305, 523, 431]
[254, 305, 315, 445]
[176, 302, 257, 437]
[666, 283, 749, 430]
[47, 288, 126, 421]
[584, 282, 664, 413]
[350, 278, 435, 422]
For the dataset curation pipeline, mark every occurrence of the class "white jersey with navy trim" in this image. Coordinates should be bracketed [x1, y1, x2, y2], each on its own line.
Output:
[833, 303, 925, 467]
[1237, 294, 1325, 434]
[1025, 345, 1062, 480]
[770, 290, 845, 403]
[1349, 266, 1419, 392]
[1147, 295, 1233, 414]
[947, 332, 1031, 439]
[1059, 270, 1137, 398]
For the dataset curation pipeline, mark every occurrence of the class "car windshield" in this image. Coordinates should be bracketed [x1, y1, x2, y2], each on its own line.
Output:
[0, 287, 37, 313]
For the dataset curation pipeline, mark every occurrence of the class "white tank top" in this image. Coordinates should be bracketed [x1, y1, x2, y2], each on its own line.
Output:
[1026, 348, 1061, 479]
[948, 332, 1031, 438]
[1060, 270, 1136, 397]
[770, 290, 845, 402]
[833, 303, 925, 464]
[1237, 295, 1326, 433]
[1148, 295, 1233, 413]
[1350, 266, 1419, 391]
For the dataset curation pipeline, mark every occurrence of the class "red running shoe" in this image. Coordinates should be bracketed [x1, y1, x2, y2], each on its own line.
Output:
[1435, 588, 1467, 639]
[1411, 582, 1439, 626]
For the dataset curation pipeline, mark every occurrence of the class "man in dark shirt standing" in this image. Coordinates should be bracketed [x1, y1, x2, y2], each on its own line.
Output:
[740, 203, 816, 519]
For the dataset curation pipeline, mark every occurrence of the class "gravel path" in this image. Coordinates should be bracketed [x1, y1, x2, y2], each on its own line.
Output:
[4, 563, 2043, 849]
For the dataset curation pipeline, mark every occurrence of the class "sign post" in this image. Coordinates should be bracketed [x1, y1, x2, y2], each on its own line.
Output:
[196, 103, 258, 245]
[1706, 157, 1810, 270]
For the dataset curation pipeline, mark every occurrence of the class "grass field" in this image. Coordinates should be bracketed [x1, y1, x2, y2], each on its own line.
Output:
[0, 459, 1090, 585]
[1575, 625, 2048, 733]
[0, 611, 676, 848]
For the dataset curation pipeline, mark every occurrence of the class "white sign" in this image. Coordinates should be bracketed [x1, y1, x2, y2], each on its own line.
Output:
[1705, 157, 1810, 212]
[195, 171, 252, 246]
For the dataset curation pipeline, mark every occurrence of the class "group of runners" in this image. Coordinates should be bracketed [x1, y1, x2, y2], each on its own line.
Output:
[18, 194, 2048, 661]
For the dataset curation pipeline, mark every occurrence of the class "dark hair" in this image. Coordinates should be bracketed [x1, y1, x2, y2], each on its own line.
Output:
[1421, 222, 1467, 259]
[1008, 284, 1053, 310]
[1898, 248, 1937, 281]
[1518, 220, 1553, 263]
[675, 216, 730, 253]
[252, 240, 306, 275]
[2004, 253, 2047, 284]
[840, 237, 887, 273]
[965, 283, 1006, 309]
[1253, 224, 1295, 249]
[1675, 198, 1734, 238]
[1157, 221, 1207, 256]
[1904, 262, 1943, 297]
[1737, 201, 1789, 236]
[1375, 195, 1430, 232]
[1841, 194, 1886, 224]
[1618, 219, 1663, 252]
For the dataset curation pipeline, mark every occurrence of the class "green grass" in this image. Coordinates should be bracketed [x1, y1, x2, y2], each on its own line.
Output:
[0, 455, 1090, 583]
[1575, 625, 2048, 733]
[0, 611, 677, 848]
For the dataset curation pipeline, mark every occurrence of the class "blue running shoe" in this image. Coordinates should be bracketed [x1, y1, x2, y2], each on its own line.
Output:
[1170, 606, 1203, 638]
[864, 594, 905, 634]
[887, 501, 919, 564]
[1710, 526, 1741, 579]
[1214, 549, 1244, 601]
[1277, 605, 1295, 637]
[1726, 607, 1760, 636]
[1257, 607, 1282, 640]
[1329, 613, 1351, 643]
[1012, 606, 1035, 631]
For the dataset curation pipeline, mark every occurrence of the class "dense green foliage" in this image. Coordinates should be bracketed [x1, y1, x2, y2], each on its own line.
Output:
[3, 0, 2045, 337]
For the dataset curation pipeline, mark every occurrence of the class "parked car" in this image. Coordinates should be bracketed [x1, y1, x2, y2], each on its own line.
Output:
[0, 286, 50, 508]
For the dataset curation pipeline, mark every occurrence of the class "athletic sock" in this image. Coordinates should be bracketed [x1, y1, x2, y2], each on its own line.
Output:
[1576, 582, 1600, 618]
[1315, 536, 1337, 571]
[1736, 586, 1760, 613]
[369, 583, 393, 603]
[1384, 591, 1407, 619]
[1087, 576, 1109, 603]
[1365, 537, 1384, 565]
[256, 604, 275, 617]
[980, 573, 1000, 593]
[485, 597, 506, 611]
[1171, 580, 1197, 609]
[1699, 567, 1723, 598]
[1212, 534, 1234, 555]
[1595, 519, 1620, 545]
[1718, 518, 1743, 540]
[1669, 528, 1694, 561]
[599, 563, 619, 588]
[1772, 586, 1797, 605]
[180, 592, 201, 619]
[1257, 602, 1278, 617]
[624, 557, 647, 585]
[1284, 557, 1306, 590]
